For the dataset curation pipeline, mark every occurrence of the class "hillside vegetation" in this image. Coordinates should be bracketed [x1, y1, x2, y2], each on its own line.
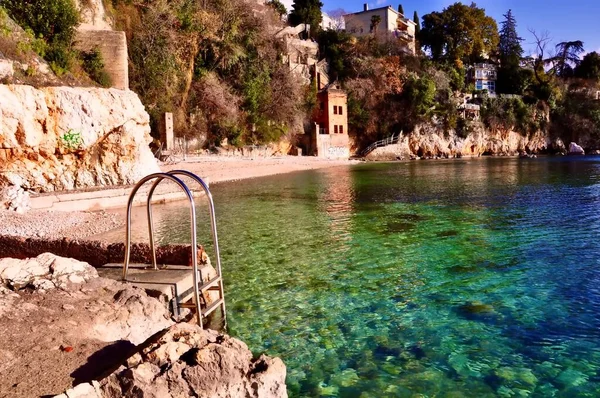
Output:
[2, 0, 600, 152]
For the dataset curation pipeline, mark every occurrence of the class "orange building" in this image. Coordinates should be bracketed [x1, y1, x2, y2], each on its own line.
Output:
[311, 75, 350, 159]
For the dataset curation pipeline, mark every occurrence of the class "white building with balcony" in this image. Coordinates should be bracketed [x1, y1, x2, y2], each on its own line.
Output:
[343, 4, 416, 54]
[468, 63, 497, 94]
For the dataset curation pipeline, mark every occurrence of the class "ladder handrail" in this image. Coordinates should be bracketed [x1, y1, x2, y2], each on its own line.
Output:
[145, 170, 226, 328]
[122, 172, 201, 326]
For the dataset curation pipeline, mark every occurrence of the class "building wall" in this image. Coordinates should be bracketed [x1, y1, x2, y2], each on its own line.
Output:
[312, 90, 349, 159]
[74, 30, 129, 90]
[344, 7, 397, 36]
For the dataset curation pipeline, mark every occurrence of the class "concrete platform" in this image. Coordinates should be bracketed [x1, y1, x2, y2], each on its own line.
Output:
[97, 263, 220, 317]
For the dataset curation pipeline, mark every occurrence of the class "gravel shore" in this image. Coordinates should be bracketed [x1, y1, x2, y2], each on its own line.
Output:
[0, 209, 123, 239]
[1, 156, 357, 240]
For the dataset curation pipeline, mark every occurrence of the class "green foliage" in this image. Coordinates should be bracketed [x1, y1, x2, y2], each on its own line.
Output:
[80, 47, 112, 87]
[267, 0, 287, 18]
[3, 0, 79, 71]
[574, 52, 600, 81]
[419, 3, 499, 67]
[552, 87, 600, 144]
[480, 97, 539, 134]
[317, 29, 353, 81]
[60, 129, 83, 150]
[552, 41, 585, 77]
[288, 0, 323, 38]
[370, 15, 381, 34]
[497, 67, 533, 95]
[404, 75, 436, 117]
[0, 7, 11, 37]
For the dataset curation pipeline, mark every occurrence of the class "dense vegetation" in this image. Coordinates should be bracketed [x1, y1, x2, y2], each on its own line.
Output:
[106, 0, 304, 146]
[3, 0, 600, 150]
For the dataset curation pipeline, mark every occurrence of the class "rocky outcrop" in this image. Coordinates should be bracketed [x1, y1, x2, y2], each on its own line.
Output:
[0, 85, 159, 192]
[0, 252, 98, 291]
[1, 254, 287, 398]
[367, 122, 565, 160]
[101, 323, 288, 398]
[0, 184, 30, 213]
[569, 142, 585, 155]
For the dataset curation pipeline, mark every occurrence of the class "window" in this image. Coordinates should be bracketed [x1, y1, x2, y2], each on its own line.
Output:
[333, 106, 338, 115]
[334, 125, 339, 134]
[339, 125, 344, 134]
[339, 106, 343, 115]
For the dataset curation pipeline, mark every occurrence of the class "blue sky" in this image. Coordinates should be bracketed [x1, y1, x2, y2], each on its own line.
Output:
[282, 0, 600, 56]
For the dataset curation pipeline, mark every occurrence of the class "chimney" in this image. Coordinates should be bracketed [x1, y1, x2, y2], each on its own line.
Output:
[363, 3, 368, 11]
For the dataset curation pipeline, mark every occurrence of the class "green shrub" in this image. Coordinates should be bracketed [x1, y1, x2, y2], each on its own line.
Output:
[80, 47, 112, 87]
[3, 0, 79, 71]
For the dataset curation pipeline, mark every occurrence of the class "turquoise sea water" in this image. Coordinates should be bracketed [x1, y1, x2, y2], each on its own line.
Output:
[152, 157, 600, 397]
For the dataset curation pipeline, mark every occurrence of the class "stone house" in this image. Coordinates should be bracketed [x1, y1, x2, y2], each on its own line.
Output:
[275, 24, 318, 84]
[309, 65, 350, 159]
[343, 4, 416, 54]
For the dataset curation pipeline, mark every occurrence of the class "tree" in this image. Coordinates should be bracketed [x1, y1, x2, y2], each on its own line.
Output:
[325, 8, 347, 31]
[575, 51, 600, 81]
[498, 9, 523, 68]
[419, 3, 499, 67]
[496, 9, 525, 94]
[370, 15, 381, 35]
[552, 40, 585, 77]
[413, 11, 420, 52]
[288, 0, 323, 38]
[398, 4, 404, 15]
[267, 0, 287, 18]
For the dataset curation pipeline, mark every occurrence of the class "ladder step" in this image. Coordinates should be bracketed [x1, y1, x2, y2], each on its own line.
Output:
[199, 276, 222, 292]
[202, 298, 224, 317]
[178, 298, 224, 317]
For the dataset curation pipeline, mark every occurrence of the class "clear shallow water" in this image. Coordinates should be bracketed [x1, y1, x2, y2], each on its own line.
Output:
[152, 157, 600, 397]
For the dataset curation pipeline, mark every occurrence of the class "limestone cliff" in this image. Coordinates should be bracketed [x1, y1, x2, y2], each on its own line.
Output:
[0, 85, 159, 192]
[367, 122, 565, 160]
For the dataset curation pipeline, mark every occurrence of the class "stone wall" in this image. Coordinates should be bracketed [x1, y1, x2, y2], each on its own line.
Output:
[0, 236, 195, 267]
[73, 30, 129, 90]
[0, 84, 159, 192]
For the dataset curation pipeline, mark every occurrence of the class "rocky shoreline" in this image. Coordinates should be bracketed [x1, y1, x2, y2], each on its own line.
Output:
[0, 253, 287, 398]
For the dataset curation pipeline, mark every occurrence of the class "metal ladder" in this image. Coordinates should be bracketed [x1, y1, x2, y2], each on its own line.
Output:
[122, 170, 227, 329]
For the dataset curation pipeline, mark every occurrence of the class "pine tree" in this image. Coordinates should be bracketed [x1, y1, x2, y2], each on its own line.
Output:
[498, 9, 523, 67]
[288, 0, 324, 38]
[398, 4, 404, 15]
[497, 10, 526, 94]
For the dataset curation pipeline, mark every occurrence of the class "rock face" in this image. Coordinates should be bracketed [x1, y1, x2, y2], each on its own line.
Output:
[0, 184, 30, 213]
[0, 84, 159, 192]
[367, 122, 565, 160]
[101, 323, 288, 398]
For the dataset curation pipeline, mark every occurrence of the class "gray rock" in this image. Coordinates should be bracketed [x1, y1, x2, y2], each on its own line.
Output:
[0, 253, 98, 290]
[569, 142, 585, 155]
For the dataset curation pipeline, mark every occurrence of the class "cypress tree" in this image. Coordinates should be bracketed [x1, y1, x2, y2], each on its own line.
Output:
[413, 11, 420, 32]
[398, 4, 404, 15]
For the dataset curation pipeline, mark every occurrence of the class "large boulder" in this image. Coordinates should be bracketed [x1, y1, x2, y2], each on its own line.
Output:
[0, 85, 159, 192]
[101, 323, 288, 398]
[569, 142, 585, 155]
[0, 252, 98, 290]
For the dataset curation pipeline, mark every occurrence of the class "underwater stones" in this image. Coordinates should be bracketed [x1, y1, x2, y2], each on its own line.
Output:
[555, 368, 588, 388]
